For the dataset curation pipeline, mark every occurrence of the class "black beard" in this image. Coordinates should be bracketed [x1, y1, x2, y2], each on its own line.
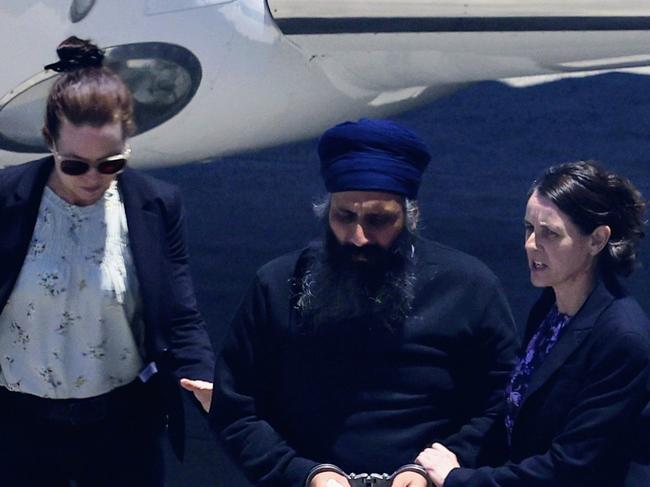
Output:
[295, 228, 417, 333]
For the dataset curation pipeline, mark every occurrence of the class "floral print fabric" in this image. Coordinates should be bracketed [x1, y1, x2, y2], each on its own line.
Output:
[0, 182, 143, 398]
[505, 305, 571, 443]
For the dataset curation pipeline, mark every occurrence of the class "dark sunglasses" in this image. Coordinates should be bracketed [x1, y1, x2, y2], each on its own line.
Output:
[52, 145, 131, 176]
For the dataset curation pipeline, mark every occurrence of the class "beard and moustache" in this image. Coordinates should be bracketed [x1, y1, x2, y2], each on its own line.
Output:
[295, 227, 417, 333]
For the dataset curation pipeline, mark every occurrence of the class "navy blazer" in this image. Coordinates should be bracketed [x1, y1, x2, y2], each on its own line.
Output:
[447, 279, 650, 487]
[0, 157, 215, 458]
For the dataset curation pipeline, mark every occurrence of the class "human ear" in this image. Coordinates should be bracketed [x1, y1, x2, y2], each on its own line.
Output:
[589, 225, 611, 255]
[42, 127, 53, 149]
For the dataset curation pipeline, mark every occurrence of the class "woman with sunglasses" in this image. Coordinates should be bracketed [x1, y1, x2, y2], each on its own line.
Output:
[415, 161, 649, 487]
[0, 36, 215, 486]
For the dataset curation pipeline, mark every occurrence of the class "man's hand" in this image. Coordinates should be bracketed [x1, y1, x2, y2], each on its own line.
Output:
[309, 471, 352, 487]
[180, 378, 213, 413]
[391, 470, 430, 487]
[416, 443, 460, 487]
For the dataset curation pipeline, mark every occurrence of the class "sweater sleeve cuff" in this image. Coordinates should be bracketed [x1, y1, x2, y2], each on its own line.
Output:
[285, 457, 320, 487]
[443, 467, 472, 487]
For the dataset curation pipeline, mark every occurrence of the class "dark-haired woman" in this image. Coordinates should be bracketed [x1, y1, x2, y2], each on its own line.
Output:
[0, 37, 214, 486]
[417, 161, 649, 487]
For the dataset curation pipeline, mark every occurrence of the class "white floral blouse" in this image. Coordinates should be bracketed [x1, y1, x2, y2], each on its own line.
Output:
[0, 182, 144, 399]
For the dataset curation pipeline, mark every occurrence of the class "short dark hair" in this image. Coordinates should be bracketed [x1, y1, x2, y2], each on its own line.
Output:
[43, 36, 135, 143]
[530, 161, 646, 277]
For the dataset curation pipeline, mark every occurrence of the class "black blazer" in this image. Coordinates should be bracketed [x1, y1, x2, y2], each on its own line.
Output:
[447, 279, 650, 487]
[0, 157, 215, 458]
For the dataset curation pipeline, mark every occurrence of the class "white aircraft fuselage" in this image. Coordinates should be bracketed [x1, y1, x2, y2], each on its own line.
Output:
[1, 0, 650, 167]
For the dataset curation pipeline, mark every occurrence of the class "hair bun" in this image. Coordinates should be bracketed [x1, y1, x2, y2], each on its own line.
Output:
[44, 36, 104, 72]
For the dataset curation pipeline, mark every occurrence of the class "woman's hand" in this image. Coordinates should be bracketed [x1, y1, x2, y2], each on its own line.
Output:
[416, 443, 460, 487]
[180, 378, 213, 412]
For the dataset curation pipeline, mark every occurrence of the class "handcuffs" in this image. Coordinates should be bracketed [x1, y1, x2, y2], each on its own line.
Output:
[305, 463, 432, 487]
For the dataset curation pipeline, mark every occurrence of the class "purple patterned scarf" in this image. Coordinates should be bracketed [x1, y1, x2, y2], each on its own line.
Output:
[505, 305, 571, 444]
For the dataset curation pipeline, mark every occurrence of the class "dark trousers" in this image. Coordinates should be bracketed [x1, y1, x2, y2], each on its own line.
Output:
[0, 382, 166, 487]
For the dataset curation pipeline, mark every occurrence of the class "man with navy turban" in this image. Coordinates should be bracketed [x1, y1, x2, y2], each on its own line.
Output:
[210, 119, 519, 487]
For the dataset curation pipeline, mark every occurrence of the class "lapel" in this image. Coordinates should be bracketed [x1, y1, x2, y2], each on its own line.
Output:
[0, 158, 53, 310]
[520, 280, 616, 407]
[117, 169, 165, 354]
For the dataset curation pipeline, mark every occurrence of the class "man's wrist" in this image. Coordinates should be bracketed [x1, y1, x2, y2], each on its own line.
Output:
[306, 463, 432, 487]
[305, 464, 347, 487]
[392, 464, 432, 486]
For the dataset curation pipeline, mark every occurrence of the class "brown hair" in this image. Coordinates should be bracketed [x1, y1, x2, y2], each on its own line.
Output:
[530, 161, 646, 277]
[43, 36, 135, 144]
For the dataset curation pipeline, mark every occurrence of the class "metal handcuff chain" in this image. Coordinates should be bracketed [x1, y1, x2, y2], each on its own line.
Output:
[305, 463, 433, 487]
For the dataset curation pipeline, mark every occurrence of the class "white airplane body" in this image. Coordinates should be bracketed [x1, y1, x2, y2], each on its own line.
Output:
[1, 0, 650, 167]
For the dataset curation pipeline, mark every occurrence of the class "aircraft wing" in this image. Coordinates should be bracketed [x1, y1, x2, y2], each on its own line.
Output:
[1, 0, 650, 167]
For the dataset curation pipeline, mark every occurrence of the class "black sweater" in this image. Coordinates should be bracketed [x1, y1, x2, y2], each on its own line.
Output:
[211, 238, 519, 487]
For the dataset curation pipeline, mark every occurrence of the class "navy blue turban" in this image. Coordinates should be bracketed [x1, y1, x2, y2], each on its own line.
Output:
[318, 118, 431, 199]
